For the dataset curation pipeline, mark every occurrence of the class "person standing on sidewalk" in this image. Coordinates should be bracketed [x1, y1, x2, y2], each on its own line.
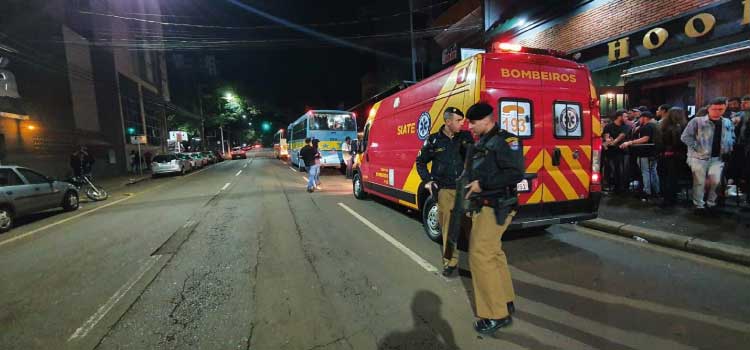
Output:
[621, 111, 660, 199]
[300, 138, 318, 192]
[464, 102, 524, 334]
[603, 109, 630, 194]
[342, 137, 353, 179]
[415, 107, 473, 277]
[736, 95, 750, 208]
[658, 107, 688, 207]
[681, 97, 735, 213]
[312, 138, 322, 189]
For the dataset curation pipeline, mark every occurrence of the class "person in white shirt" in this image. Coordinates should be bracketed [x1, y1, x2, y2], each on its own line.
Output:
[342, 137, 353, 179]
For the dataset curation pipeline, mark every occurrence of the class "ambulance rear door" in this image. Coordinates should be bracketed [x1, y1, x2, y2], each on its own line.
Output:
[539, 67, 593, 210]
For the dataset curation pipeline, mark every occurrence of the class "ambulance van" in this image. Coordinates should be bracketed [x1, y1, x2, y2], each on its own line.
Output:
[352, 43, 602, 241]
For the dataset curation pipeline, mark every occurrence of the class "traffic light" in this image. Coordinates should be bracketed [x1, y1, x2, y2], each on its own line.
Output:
[127, 127, 136, 135]
[262, 122, 271, 132]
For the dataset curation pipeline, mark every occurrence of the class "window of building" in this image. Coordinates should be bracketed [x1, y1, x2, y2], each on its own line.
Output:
[119, 75, 143, 143]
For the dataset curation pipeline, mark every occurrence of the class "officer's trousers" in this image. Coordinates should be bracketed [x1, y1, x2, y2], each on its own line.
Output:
[469, 206, 516, 319]
[437, 189, 459, 268]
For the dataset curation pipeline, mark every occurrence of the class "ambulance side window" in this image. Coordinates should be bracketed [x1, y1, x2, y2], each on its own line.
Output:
[553, 101, 583, 139]
[498, 98, 533, 138]
[361, 124, 371, 153]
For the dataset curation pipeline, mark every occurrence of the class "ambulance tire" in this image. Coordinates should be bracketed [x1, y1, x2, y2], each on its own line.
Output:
[353, 173, 367, 200]
[421, 196, 441, 243]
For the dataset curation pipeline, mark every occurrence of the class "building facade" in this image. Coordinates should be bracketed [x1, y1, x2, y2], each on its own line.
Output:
[485, 0, 749, 117]
[0, 0, 171, 178]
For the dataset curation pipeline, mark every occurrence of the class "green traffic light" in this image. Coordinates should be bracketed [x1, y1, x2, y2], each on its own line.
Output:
[127, 127, 136, 135]
[262, 122, 271, 132]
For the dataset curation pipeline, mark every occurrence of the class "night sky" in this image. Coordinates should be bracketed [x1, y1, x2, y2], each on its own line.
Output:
[159, 0, 425, 120]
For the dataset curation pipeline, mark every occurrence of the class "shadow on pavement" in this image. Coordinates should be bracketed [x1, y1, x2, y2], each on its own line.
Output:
[377, 290, 457, 350]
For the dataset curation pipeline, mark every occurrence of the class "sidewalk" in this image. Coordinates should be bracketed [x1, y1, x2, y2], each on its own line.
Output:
[95, 171, 152, 191]
[580, 192, 750, 265]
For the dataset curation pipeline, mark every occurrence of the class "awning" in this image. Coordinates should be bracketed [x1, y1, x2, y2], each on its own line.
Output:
[621, 40, 750, 82]
[0, 96, 28, 119]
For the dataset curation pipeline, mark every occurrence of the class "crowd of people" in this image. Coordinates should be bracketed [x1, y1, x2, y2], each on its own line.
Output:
[601, 96, 750, 214]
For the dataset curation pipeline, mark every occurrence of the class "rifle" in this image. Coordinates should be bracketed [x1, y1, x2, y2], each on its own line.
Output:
[444, 144, 474, 261]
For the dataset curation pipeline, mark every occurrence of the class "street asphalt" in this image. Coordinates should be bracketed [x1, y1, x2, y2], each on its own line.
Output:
[1, 149, 748, 350]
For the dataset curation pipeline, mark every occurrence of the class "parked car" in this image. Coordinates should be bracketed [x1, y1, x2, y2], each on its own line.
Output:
[180, 153, 200, 169]
[201, 151, 217, 164]
[0, 166, 79, 233]
[176, 153, 195, 172]
[231, 147, 247, 159]
[190, 152, 208, 167]
[151, 154, 190, 177]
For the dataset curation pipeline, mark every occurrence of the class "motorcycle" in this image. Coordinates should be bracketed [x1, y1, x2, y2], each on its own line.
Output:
[68, 174, 109, 201]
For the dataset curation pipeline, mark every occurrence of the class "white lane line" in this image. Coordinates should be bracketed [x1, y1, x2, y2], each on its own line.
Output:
[511, 266, 750, 333]
[303, 176, 309, 183]
[243, 163, 248, 169]
[235, 170, 242, 176]
[338, 203, 439, 274]
[0, 196, 133, 248]
[221, 183, 231, 191]
[289, 167, 297, 172]
[68, 255, 160, 341]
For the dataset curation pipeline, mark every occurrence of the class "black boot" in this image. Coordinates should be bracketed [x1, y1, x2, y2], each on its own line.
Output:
[473, 317, 512, 334]
[507, 302, 515, 315]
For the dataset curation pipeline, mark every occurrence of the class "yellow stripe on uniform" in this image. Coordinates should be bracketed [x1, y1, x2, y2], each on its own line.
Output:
[543, 150, 578, 200]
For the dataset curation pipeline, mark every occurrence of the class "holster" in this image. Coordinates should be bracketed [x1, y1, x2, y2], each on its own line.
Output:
[493, 197, 518, 225]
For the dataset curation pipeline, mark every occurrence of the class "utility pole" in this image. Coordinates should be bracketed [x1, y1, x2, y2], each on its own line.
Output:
[220, 126, 226, 155]
[197, 84, 206, 150]
[409, 0, 417, 82]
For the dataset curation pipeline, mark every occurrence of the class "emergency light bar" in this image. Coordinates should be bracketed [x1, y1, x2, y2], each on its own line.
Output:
[491, 42, 568, 59]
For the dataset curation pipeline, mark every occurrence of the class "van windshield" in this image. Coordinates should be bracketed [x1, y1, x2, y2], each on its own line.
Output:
[309, 113, 355, 131]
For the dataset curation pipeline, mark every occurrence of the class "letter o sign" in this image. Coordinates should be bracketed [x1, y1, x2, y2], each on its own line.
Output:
[643, 27, 668, 50]
[685, 13, 716, 38]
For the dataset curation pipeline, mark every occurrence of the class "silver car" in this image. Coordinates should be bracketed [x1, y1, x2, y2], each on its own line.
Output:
[0, 166, 80, 233]
[151, 154, 191, 176]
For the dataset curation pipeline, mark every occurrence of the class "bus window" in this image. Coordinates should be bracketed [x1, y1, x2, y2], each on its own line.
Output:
[309, 113, 355, 131]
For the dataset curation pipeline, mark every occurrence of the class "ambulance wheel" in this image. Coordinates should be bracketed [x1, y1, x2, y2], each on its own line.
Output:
[421, 196, 441, 243]
[353, 173, 367, 200]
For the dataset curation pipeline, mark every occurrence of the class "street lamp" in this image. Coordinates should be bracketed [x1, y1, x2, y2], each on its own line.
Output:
[224, 92, 236, 102]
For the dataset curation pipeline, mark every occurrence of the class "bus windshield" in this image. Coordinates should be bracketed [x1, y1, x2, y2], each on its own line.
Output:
[308, 113, 355, 131]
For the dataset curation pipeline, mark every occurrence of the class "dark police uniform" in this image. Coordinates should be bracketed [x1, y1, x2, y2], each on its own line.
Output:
[416, 107, 474, 272]
[465, 102, 524, 332]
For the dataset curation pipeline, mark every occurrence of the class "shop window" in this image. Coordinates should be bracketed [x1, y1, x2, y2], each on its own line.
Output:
[600, 93, 628, 118]
[553, 101, 583, 139]
[498, 99, 533, 138]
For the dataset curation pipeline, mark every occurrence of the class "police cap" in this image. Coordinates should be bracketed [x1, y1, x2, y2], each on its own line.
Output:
[444, 107, 464, 117]
[466, 102, 493, 121]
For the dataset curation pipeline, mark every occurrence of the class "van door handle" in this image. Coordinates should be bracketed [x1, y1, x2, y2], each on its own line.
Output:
[552, 148, 562, 166]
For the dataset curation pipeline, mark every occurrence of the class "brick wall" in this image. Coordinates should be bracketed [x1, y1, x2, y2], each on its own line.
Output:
[517, 0, 723, 53]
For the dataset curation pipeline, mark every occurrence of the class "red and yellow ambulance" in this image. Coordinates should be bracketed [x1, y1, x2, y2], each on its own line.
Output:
[352, 43, 602, 241]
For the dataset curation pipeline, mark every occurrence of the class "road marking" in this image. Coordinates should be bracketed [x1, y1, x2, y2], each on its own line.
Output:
[338, 203, 439, 274]
[572, 224, 750, 276]
[68, 255, 160, 341]
[0, 195, 133, 248]
[221, 183, 231, 191]
[511, 266, 750, 334]
[243, 163, 248, 169]
[303, 176, 309, 183]
[183, 166, 209, 177]
[289, 167, 297, 172]
[235, 170, 242, 176]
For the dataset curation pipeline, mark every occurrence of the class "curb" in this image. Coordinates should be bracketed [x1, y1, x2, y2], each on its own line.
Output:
[124, 176, 151, 186]
[579, 218, 750, 266]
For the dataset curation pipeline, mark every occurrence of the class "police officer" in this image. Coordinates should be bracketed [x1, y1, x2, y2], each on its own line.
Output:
[416, 107, 474, 277]
[464, 102, 524, 334]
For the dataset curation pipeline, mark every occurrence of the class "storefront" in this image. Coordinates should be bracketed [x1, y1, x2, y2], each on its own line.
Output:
[572, 0, 749, 117]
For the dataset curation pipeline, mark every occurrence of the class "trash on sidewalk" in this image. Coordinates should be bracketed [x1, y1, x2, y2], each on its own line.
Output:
[633, 236, 648, 244]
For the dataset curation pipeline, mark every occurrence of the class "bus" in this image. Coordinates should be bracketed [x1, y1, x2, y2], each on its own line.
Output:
[273, 129, 288, 160]
[288, 110, 357, 169]
[352, 43, 602, 241]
